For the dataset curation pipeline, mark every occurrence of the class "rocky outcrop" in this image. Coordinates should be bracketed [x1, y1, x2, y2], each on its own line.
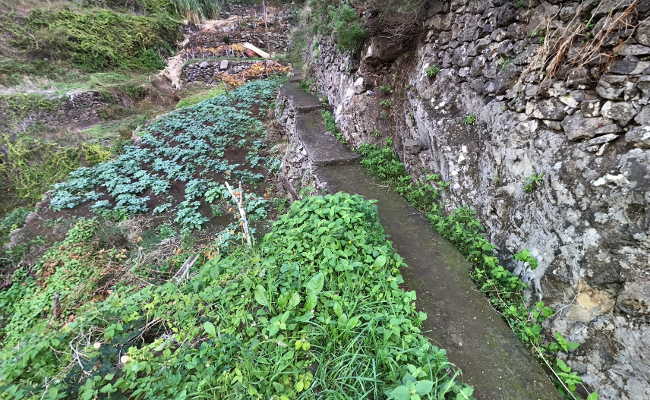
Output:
[302, 1, 650, 399]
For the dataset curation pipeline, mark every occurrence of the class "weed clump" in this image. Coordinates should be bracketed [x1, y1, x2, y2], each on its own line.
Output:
[425, 65, 440, 78]
[0, 135, 112, 216]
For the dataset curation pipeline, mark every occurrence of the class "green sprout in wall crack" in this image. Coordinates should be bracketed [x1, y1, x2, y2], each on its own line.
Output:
[378, 85, 394, 95]
[463, 114, 477, 125]
[497, 56, 513, 71]
[425, 64, 441, 78]
[523, 173, 544, 193]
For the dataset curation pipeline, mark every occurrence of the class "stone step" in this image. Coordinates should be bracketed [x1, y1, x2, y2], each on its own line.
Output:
[278, 81, 321, 112]
[295, 111, 360, 166]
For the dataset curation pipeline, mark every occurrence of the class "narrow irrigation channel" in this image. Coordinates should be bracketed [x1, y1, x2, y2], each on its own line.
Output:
[276, 79, 561, 400]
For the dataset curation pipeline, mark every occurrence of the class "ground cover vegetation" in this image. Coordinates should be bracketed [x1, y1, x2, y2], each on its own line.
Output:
[0, 83, 161, 218]
[0, 135, 113, 216]
[357, 141, 599, 400]
[8, 8, 179, 73]
[0, 193, 472, 399]
[48, 78, 284, 233]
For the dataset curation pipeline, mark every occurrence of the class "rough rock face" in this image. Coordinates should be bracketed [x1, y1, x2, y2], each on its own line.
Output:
[302, 1, 649, 398]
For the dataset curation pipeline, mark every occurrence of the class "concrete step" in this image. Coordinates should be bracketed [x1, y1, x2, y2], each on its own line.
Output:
[295, 111, 360, 166]
[278, 81, 321, 112]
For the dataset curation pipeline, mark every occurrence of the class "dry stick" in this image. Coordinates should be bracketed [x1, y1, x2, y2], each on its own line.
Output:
[532, 344, 581, 400]
[576, 1, 638, 67]
[173, 254, 200, 283]
[225, 180, 253, 247]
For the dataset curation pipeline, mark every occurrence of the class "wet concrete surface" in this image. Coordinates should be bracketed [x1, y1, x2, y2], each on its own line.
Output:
[296, 111, 360, 166]
[279, 82, 321, 112]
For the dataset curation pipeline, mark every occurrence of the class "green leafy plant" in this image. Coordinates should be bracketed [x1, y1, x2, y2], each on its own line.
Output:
[463, 114, 477, 125]
[425, 65, 441, 78]
[497, 56, 513, 71]
[48, 78, 284, 231]
[322, 110, 346, 143]
[523, 173, 544, 193]
[380, 99, 393, 108]
[514, 249, 539, 270]
[379, 84, 394, 94]
[0, 194, 472, 398]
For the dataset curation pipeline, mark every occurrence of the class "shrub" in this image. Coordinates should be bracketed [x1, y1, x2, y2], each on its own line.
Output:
[169, 0, 221, 22]
[329, 4, 367, 51]
[0, 135, 112, 215]
[0, 207, 31, 245]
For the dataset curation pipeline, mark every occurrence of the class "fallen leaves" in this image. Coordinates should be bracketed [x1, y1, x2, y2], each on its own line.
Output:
[219, 61, 291, 87]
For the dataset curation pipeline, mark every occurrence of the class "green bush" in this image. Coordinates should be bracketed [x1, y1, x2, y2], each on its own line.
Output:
[0, 135, 112, 215]
[329, 3, 367, 51]
[0, 207, 31, 245]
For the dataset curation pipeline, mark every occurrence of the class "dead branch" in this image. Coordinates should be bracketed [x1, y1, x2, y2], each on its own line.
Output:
[225, 181, 253, 247]
[172, 254, 200, 283]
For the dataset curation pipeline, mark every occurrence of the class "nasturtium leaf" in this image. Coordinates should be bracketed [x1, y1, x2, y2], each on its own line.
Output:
[254, 284, 269, 307]
[287, 292, 301, 309]
[556, 359, 571, 373]
[203, 321, 216, 337]
[387, 385, 410, 400]
[332, 302, 343, 317]
[305, 272, 325, 295]
[414, 380, 434, 395]
[375, 255, 388, 268]
[456, 386, 474, 399]
[304, 294, 317, 311]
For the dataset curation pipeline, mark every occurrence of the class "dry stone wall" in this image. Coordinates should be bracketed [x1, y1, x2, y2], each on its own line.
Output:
[302, 1, 649, 398]
[0, 90, 118, 134]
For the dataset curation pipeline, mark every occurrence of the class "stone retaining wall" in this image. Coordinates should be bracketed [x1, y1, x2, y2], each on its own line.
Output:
[181, 60, 259, 84]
